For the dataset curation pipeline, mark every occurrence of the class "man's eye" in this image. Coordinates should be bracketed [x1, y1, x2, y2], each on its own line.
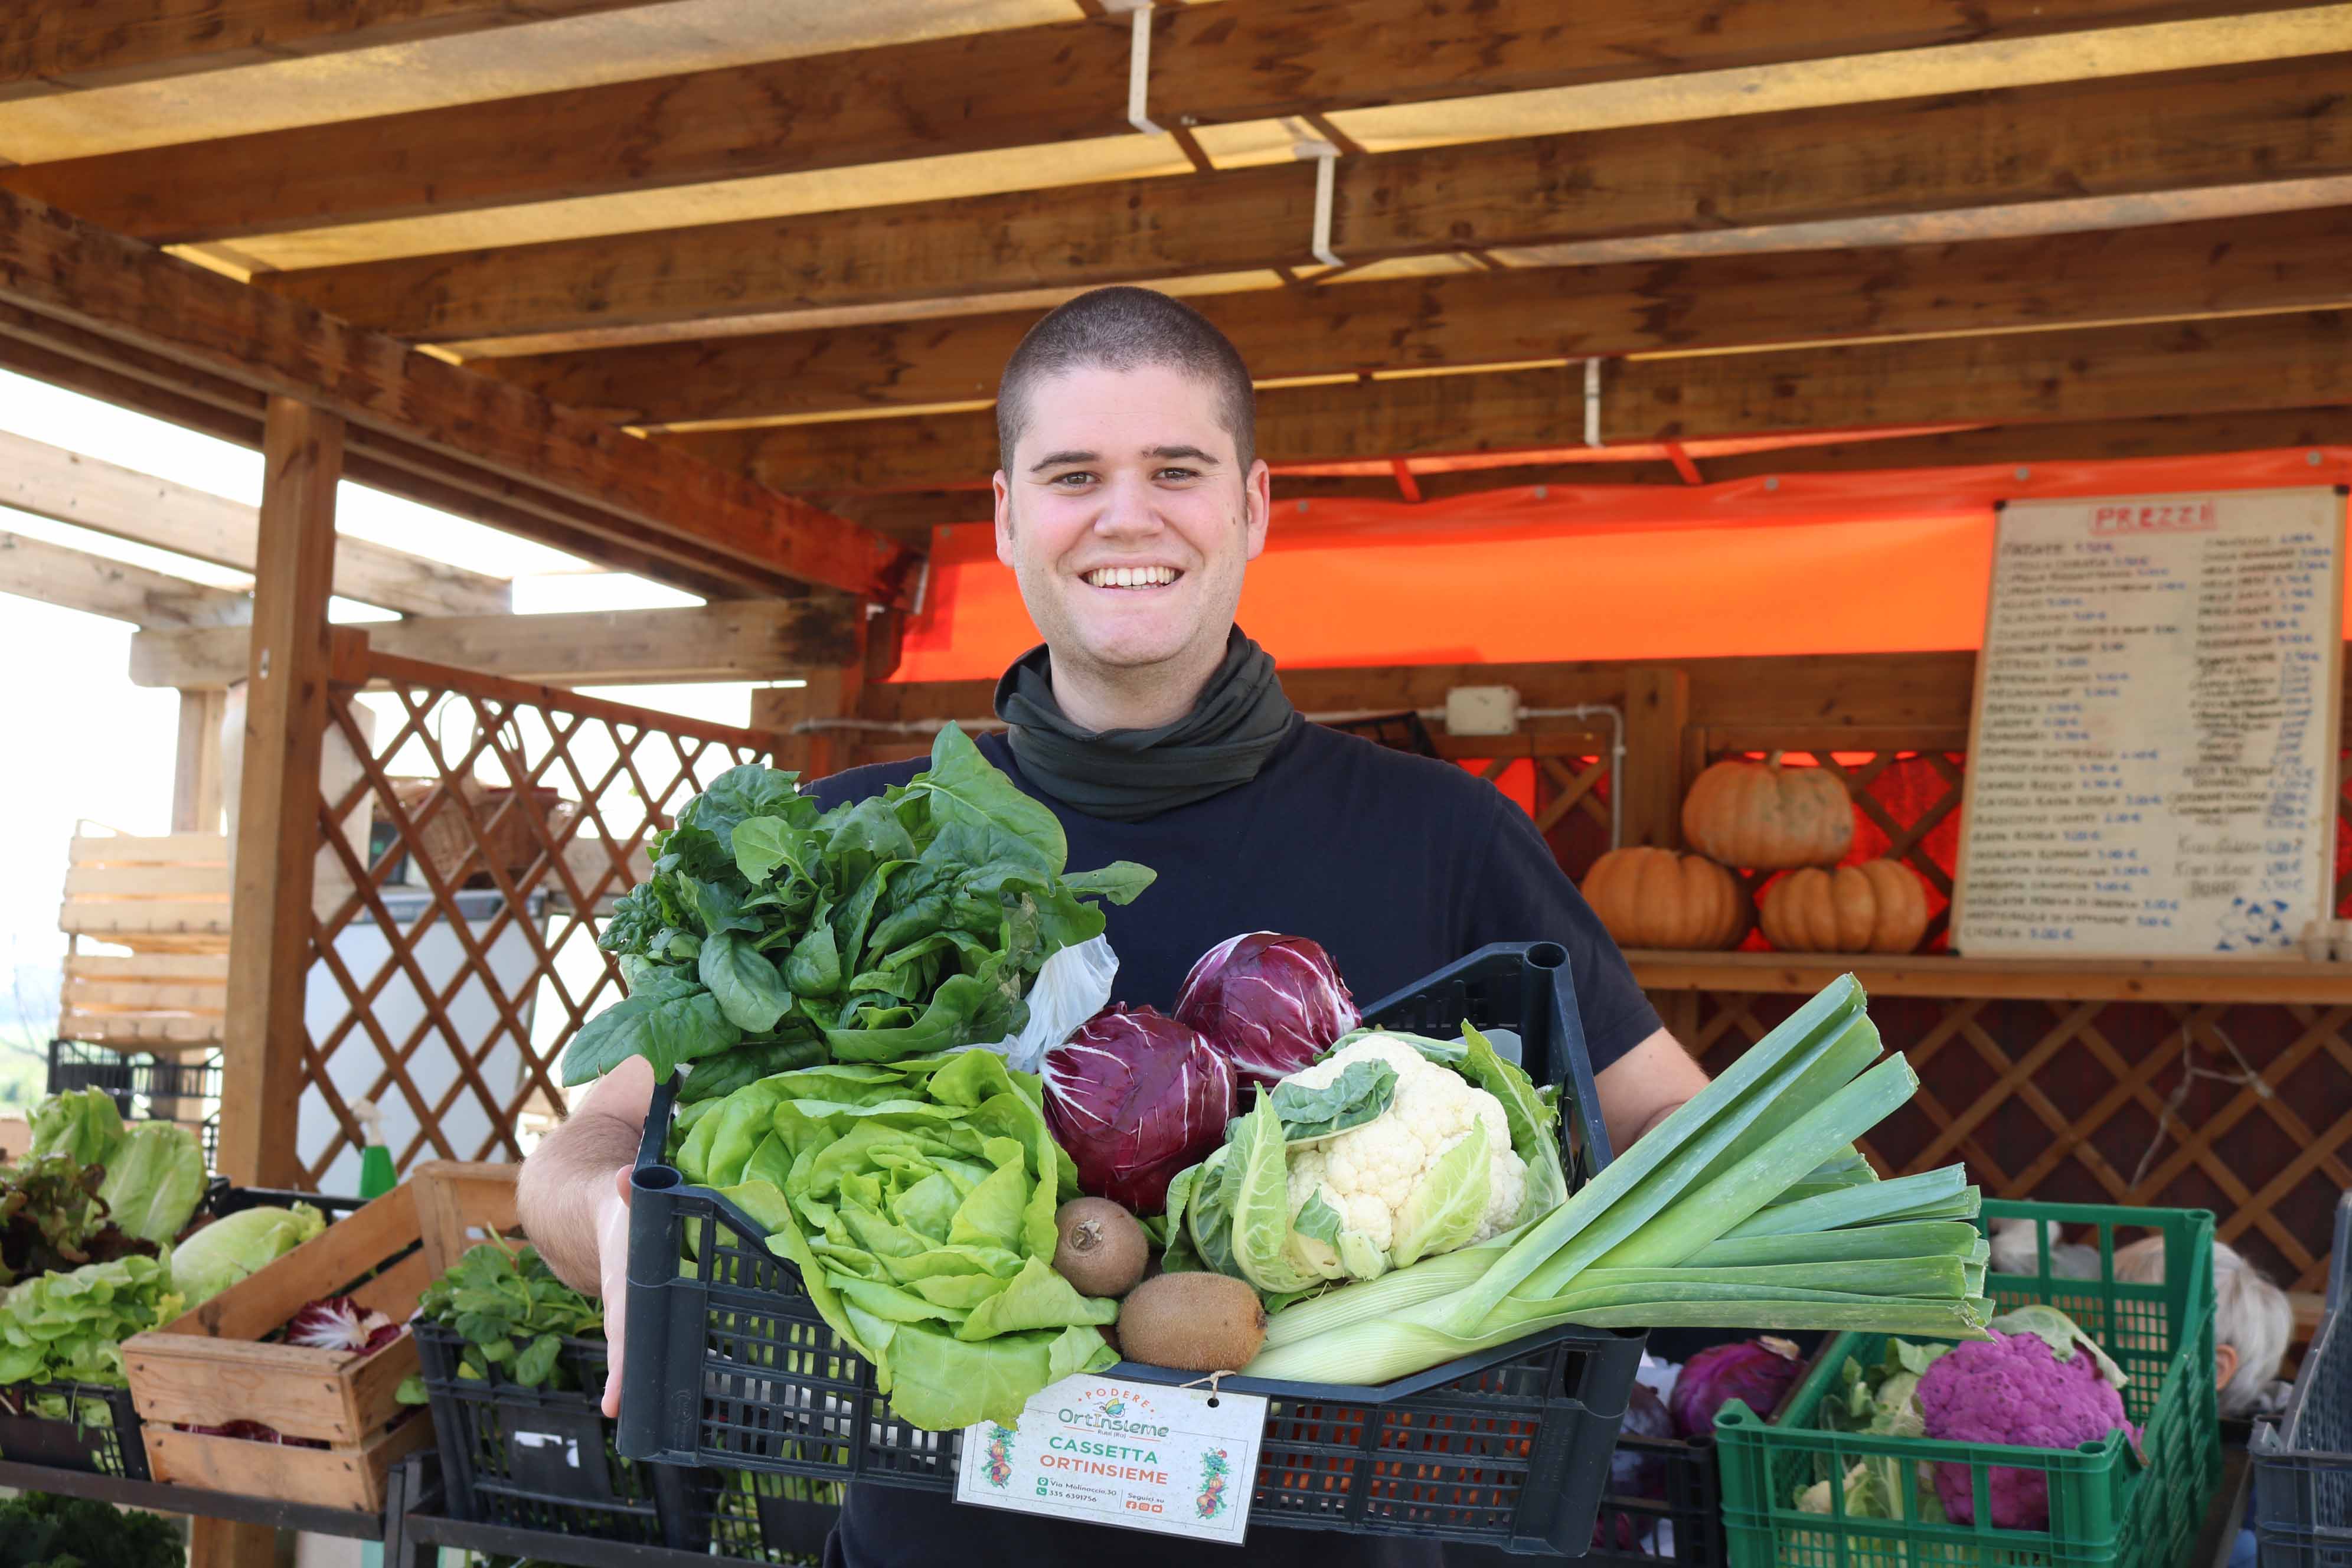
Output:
[1155, 467, 1199, 481]
[1049, 472, 1096, 487]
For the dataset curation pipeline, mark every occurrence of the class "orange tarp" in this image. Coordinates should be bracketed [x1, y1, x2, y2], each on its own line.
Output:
[892, 445, 2352, 684]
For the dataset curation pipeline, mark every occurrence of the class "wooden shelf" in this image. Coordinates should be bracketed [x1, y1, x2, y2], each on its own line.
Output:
[1625, 949, 2352, 1004]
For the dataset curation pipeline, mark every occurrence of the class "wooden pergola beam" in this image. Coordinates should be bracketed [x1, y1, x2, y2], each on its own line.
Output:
[488, 206, 2352, 426]
[0, 529, 249, 626]
[0, 429, 508, 616]
[259, 51, 2352, 344]
[675, 310, 2352, 492]
[128, 598, 865, 688]
[0, 186, 919, 603]
[8, 0, 2306, 242]
[0, 0, 661, 97]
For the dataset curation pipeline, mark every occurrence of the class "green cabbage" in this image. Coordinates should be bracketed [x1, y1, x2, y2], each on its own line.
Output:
[674, 1048, 1118, 1432]
[95, 1122, 206, 1246]
[171, 1204, 326, 1307]
[28, 1089, 125, 1170]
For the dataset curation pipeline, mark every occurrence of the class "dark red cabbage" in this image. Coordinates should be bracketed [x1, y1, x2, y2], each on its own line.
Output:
[1172, 932, 1361, 1089]
[1668, 1338, 1804, 1438]
[1041, 1006, 1235, 1213]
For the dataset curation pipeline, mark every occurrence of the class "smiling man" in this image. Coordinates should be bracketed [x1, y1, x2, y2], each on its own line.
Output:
[521, 286, 1709, 1568]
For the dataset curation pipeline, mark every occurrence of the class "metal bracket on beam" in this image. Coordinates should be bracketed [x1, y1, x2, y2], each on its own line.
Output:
[1293, 139, 1342, 269]
[1584, 358, 1604, 448]
[1126, 5, 1164, 136]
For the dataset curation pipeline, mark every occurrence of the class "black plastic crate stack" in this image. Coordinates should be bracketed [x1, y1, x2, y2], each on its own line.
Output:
[45, 1038, 222, 1166]
[2253, 1191, 2352, 1567]
[411, 1321, 703, 1547]
[616, 942, 1648, 1556]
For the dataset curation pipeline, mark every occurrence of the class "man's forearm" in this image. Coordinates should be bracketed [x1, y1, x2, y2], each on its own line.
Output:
[1630, 1100, 1688, 1146]
[518, 1107, 639, 1296]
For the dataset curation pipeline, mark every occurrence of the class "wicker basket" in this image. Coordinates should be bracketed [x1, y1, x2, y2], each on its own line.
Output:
[388, 778, 579, 888]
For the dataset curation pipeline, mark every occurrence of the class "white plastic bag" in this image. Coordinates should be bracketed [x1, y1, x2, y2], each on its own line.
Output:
[976, 935, 1119, 1073]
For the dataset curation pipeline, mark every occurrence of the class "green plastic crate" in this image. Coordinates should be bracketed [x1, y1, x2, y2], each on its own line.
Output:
[1714, 1200, 2220, 1568]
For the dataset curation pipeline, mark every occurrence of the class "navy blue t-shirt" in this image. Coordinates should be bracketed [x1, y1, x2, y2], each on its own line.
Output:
[808, 718, 1660, 1072]
[806, 718, 1662, 1568]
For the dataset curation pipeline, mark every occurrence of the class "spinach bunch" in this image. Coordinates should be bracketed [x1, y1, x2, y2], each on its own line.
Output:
[397, 1239, 603, 1400]
[0, 1490, 184, 1568]
[564, 724, 1152, 1098]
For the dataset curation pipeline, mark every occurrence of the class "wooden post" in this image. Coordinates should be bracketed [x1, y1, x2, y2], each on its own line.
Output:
[171, 688, 228, 834]
[217, 398, 342, 1195]
[756, 609, 870, 779]
[1620, 666, 1691, 850]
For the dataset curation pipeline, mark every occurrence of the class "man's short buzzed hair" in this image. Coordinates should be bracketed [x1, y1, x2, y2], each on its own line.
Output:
[996, 286, 1256, 473]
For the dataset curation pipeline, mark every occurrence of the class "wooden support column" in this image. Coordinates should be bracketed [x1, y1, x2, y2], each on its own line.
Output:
[755, 606, 870, 779]
[1620, 666, 1691, 850]
[217, 398, 341, 1196]
[171, 688, 228, 834]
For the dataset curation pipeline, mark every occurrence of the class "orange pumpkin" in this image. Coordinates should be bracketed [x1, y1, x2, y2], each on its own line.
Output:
[1681, 757, 1856, 870]
[1759, 861, 1929, 954]
[1580, 847, 1749, 950]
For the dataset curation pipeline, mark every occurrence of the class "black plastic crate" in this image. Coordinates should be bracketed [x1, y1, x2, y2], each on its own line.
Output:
[2253, 1190, 2352, 1567]
[0, 1378, 147, 1479]
[46, 1038, 222, 1165]
[413, 1321, 705, 1549]
[692, 1470, 845, 1564]
[616, 941, 1647, 1555]
[1439, 1432, 1723, 1566]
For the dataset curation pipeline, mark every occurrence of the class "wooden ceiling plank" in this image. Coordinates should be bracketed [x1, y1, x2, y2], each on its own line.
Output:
[670, 310, 2352, 492]
[0, 185, 917, 603]
[9, 0, 2314, 242]
[0, 1, 664, 98]
[0, 528, 250, 627]
[0, 428, 509, 616]
[0, 304, 795, 599]
[259, 52, 2352, 343]
[482, 205, 2352, 426]
[128, 597, 865, 688]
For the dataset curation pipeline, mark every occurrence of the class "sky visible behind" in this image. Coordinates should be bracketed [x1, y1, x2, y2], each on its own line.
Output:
[0, 367, 769, 1032]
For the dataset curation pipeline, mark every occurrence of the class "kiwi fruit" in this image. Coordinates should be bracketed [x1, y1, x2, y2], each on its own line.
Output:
[1116, 1272, 1268, 1373]
[1053, 1198, 1148, 1298]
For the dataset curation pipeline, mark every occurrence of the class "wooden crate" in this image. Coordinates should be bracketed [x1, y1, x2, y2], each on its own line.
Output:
[122, 1161, 518, 1514]
[57, 951, 228, 1050]
[59, 830, 232, 951]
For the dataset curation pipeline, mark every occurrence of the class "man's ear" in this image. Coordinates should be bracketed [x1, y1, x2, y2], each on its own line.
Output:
[1243, 457, 1272, 562]
[2214, 1341, 2240, 1395]
[993, 470, 1015, 566]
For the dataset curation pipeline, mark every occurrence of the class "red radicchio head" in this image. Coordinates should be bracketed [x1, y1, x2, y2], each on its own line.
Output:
[1041, 1005, 1235, 1213]
[285, 1295, 405, 1358]
[1173, 932, 1361, 1089]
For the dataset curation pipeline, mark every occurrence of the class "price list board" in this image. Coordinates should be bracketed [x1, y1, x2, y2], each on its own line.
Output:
[1952, 487, 2347, 958]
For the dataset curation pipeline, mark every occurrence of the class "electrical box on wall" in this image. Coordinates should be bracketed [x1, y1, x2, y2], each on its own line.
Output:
[1445, 685, 1520, 736]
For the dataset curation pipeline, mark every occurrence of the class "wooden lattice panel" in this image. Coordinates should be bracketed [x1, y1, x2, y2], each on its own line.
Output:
[297, 654, 777, 1186]
[1675, 988, 2350, 1296]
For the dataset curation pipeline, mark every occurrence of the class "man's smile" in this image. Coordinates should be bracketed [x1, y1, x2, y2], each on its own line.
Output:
[1081, 564, 1184, 590]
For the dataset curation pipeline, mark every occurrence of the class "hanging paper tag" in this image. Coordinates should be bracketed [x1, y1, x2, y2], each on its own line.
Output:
[955, 1374, 1266, 1543]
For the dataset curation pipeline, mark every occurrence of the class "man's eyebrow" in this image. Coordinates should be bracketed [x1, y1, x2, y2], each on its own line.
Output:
[1146, 445, 1220, 465]
[1026, 449, 1097, 473]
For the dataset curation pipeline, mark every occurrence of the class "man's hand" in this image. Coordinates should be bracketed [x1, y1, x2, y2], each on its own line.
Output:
[516, 1055, 656, 1419]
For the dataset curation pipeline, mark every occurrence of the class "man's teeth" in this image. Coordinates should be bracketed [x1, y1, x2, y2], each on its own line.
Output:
[1086, 566, 1178, 588]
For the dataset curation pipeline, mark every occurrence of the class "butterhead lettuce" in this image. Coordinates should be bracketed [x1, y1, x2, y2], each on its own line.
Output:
[96, 1122, 206, 1246]
[674, 1048, 1118, 1431]
[171, 1203, 326, 1307]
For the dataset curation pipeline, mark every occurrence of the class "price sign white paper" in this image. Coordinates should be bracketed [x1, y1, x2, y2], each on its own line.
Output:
[1955, 486, 2347, 958]
[955, 1375, 1267, 1543]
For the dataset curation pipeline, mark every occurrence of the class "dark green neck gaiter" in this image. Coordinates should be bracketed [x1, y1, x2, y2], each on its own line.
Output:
[993, 629, 1298, 822]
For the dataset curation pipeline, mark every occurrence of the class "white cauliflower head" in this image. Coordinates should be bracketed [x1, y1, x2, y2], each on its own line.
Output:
[1280, 1033, 1530, 1258]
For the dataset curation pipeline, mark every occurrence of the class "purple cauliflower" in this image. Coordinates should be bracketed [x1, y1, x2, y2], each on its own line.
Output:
[1916, 1329, 2134, 1529]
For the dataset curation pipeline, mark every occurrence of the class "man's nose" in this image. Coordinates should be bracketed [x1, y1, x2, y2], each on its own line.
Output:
[1093, 473, 1161, 536]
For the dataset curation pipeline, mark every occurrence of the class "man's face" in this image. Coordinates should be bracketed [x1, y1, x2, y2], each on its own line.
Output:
[994, 362, 1270, 683]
